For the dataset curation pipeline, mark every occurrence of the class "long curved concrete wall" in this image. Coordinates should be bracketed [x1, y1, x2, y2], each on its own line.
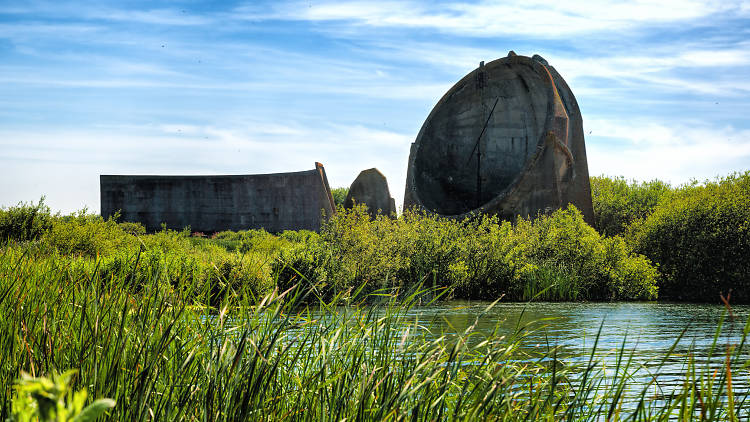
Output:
[101, 163, 336, 233]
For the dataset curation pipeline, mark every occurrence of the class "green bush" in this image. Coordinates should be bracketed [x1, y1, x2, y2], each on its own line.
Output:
[0, 198, 54, 243]
[590, 176, 672, 236]
[213, 253, 274, 301]
[0, 200, 660, 303]
[42, 213, 138, 257]
[207, 228, 298, 257]
[503, 207, 658, 301]
[97, 247, 197, 292]
[630, 172, 750, 302]
[273, 237, 335, 300]
[118, 221, 146, 236]
[17, 215, 275, 303]
[330, 187, 349, 207]
[278, 205, 658, 301]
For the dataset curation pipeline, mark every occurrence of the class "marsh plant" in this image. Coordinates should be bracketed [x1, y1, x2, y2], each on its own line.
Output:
[276, 204, 658, 302]
[1, 246, 750, 420]
[1, 172, 750, 418]
[3, 172, 750, 303]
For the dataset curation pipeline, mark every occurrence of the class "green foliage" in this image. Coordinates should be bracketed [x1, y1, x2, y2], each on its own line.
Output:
[41, 212, 138, 257]
[273, 235, 332, 299]
[209, 228, 293, 255]
[9, 370, 114, 422]
[507, 207, 658, 301]
[208, 253, 273, 304]
[0, 212, 280, 303]
[0, 250, 746, 420]
[0, 198, 54, 243]
[330, 186, 349, 207]
[630, 172, 750, 302]
[117, 221, 145, 236]
[276, 204, 658, 301]
[590, 176, 672, 236]
[0, 195, 663, 303]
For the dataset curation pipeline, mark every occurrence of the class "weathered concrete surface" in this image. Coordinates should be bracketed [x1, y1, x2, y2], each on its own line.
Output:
[403, 52, 594, 224]
[101, 163, 336, 233]
[344, 168, 396, 217]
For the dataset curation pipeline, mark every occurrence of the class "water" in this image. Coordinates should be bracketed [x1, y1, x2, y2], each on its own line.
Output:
[410, 301, 749, 351]
[406, 301, 750, 404]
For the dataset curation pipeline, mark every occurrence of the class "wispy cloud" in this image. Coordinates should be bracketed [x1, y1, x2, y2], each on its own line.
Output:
[553, 45, 750, 97]
[237, 0, 746, 37]
[1, 0, 749, 213]
[0, 22, 104, 38]
[0, 2, 211, 25]
[88, 8, 212, 26]
[587, 119, 750, 183]
[0, 121, 413, 212]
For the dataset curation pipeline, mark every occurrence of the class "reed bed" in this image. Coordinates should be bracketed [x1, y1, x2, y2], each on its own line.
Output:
[1, 249, 749, 420]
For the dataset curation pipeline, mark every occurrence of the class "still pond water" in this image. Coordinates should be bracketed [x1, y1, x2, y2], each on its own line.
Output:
[405, 301, 750, 399]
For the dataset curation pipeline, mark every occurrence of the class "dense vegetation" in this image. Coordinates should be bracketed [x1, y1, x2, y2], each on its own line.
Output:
[591, 171, 750, 302]
[2, 171, 749, 419]
[0, 199, 657, 303]
[330, 187, 349, 207]
[3, 172, 749, 303]
[2, 253, 748, 420]
[589, 176, 671, 237]
[628, 173, 750, 302]
[277, 205, 657, 301]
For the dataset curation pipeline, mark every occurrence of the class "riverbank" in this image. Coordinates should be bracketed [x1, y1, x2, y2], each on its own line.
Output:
[0, 203, 658, 304]
[2, 255, 748, 420]
[4, 172, 749, 304]
[3, 171, 750, 418]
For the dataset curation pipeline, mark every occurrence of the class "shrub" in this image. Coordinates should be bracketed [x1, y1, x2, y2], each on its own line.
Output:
[118, 221, 146, 236]
[0, 198, 54, 243]
[630, 172, 750, 302]
[330, 187, 349, 207]
[42, 212, 138, 257]
[277, 205, 658, 301]
[0, 200, 661, 304]
[320, 205, 406, 291]
[504, 207, 658, 301]
[590, 176, 672, 236]
[272, 237, 335, 300]
[208, 254, 272, 305]
[208, 229, 295, 256]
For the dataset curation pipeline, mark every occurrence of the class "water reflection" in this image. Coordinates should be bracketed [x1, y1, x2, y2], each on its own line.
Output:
[412, 301, 749, 350]
[406, 301, 750, 403]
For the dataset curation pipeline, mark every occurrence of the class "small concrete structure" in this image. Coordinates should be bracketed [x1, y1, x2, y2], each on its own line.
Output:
[344, 168, 396, 217]
[101, 163, 336, 233]
[404, 52, 594, 224]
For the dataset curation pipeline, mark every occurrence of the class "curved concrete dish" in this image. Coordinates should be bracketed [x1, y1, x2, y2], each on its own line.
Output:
[403, 53, 594, 223]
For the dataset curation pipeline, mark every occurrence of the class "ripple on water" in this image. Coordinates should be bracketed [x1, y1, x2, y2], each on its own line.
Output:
[406, 301, 750, 404]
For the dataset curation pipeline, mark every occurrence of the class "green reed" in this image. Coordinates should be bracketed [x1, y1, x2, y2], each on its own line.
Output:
[1, 248, 748, 420]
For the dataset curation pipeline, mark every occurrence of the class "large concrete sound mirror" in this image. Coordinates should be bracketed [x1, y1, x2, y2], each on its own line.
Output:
[403, 52, 594, 223]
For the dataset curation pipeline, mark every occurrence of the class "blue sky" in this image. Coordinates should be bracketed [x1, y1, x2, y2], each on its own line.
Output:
[2, 0, 750, 213]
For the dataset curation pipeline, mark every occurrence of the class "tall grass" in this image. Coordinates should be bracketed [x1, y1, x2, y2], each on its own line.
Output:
[2, 249, 749, 420]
